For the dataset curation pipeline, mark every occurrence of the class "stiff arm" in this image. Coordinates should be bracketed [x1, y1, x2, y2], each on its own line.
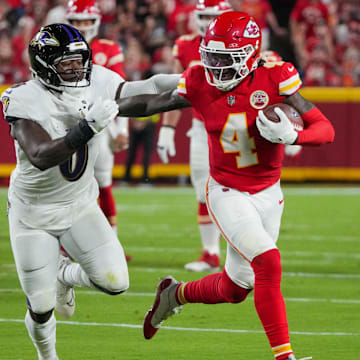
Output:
[116, 88, 191, 118]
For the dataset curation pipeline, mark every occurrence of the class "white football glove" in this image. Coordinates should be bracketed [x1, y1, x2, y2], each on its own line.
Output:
[284, 144, 303, 157]
[256, 107, 298, 145]
[86, 97, 119, 134]
[157, 126, 176, 163]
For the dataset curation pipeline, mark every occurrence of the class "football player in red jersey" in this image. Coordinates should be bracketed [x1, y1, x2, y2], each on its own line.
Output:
[260, 50, 303, 159]
[158, 0, 232, 272]
[66, 0, 132, 260]
[116, 12, 334, 360]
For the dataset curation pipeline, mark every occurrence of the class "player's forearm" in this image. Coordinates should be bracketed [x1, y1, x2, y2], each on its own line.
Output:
[119, 74, 181, 99]
[296, 108, 335, 145]
[117, 90, 189, 117]
[117, 94, 157, 117]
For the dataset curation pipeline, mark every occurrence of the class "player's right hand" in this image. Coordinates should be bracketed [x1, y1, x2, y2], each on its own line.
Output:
[86, 98, 119, 134]
[157, 126, 176, 163]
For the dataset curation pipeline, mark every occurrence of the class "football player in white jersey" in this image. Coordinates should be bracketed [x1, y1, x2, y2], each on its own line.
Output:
[1, 23, 180, 360]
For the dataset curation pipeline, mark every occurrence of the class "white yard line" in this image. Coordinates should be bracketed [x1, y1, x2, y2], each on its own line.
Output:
[1, 288, 360, 304]
[1, 261, 360, 279]
[0, 318, 358, 336]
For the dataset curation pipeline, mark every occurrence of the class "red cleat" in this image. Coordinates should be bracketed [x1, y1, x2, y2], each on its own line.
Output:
[143, 276, 182, 339]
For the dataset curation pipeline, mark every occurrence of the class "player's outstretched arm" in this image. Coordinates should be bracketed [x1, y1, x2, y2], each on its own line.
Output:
[117, 89, 191, 118]
[118, 74, 182, 98]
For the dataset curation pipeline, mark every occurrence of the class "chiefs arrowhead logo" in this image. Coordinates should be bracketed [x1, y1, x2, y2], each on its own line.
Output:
[243, 20, 260, 38]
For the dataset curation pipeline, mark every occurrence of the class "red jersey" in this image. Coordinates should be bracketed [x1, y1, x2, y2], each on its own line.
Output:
[177, 62, 302, 193]
[173, 33, 202, 121]
[90, 38, 125, 79]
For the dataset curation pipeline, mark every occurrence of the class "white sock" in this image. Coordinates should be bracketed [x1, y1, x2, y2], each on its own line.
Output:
[199, 222, 221, 255]
[60, 262, 96, 290]
[25, 310, 58, 360]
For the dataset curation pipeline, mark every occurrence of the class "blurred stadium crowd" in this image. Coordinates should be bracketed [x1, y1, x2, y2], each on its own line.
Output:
[0, 0, 359, 87]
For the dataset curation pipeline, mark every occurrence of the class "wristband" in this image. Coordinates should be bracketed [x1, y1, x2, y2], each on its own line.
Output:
[162, 125, 176, 129]
[64, 119, 95, 150]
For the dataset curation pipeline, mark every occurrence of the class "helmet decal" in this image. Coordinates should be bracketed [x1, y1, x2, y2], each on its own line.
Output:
[243, 20, 260, 38]
[30, 31, 60, 49]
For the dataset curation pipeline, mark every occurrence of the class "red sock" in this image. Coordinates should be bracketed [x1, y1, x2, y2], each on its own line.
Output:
[198, 202, 212, 225]
[251, 249, 293, 360]
[180, 268, 250, 304]
[99, 185, 117, 227]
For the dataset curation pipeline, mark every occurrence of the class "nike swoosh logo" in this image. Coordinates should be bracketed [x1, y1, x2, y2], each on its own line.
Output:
[279, 199, 284, 205]
[67, 298, 75, 307]
[288, 66, 294, 72]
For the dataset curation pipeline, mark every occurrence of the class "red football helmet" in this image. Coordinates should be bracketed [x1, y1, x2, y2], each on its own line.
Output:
[200, 11, 262, 91]
[194, 0, 232, 36]
[66, 0, 101, 43]
[260, 50, 282, 63]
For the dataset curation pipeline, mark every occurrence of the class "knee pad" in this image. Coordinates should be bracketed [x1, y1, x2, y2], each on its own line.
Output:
[219, 269, 251, 304]
[28, 307, 53, 324]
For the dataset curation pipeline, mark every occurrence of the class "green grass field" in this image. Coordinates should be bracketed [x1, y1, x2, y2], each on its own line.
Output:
[0, 185, 360, 359]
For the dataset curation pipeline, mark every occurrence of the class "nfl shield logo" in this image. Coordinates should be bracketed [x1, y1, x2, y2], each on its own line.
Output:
[227, 95, 235, 106]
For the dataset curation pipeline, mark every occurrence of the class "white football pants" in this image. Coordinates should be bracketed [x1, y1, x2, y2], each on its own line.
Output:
[206, 177, 284, 289]
[8, 196, 129, 314]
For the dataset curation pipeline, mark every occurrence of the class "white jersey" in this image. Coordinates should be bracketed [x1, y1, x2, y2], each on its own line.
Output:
[1, 65, 124, 206]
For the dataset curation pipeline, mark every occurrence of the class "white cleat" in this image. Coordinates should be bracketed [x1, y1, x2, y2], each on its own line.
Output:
[55, 254, 75, 319]
[286, 355, 312, 360]
[184, 250, 220, 272]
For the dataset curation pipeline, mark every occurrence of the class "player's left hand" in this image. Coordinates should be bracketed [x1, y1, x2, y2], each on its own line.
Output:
[256, 107, 298, 145]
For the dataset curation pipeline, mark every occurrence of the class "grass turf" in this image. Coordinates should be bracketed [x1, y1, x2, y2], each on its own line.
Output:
[0, 185, 359, 359]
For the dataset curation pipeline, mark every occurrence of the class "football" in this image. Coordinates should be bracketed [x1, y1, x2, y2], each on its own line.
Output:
[263, 103, 304, 131]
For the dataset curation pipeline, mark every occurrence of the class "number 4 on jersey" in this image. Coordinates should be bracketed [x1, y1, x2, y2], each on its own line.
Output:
[220, 113, 258, 168]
